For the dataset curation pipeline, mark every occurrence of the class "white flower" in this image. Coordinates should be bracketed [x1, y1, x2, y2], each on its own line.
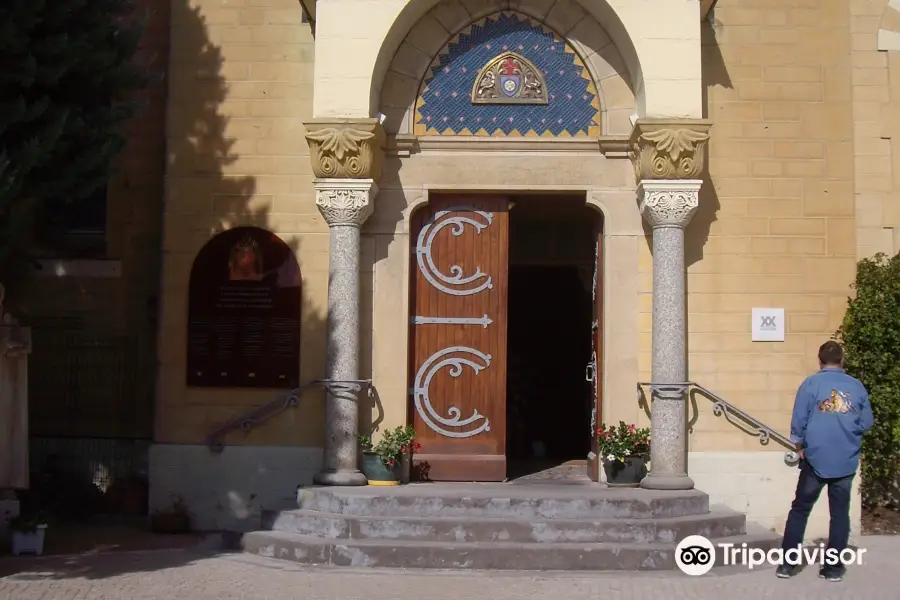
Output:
[624, 449, 631, 456]
[606, 454, 615, 462]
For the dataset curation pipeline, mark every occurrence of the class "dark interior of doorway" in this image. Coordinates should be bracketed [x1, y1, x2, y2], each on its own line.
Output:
[505, 196, 596, 480]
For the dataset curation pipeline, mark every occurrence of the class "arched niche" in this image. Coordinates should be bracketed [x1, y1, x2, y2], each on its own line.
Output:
[373, 0, 640, 135]
[186, 226, 302, 389]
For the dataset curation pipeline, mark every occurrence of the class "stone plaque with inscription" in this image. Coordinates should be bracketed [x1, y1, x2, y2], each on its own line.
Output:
[187, 227, 302, 388]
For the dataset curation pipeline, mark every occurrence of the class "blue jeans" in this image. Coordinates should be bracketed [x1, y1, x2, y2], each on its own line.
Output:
[781, 459, 854, 558]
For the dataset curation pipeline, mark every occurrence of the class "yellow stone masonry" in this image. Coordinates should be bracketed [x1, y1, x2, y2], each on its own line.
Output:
[152, 0, 871, 461]
[635, 0, 859, 451]
[157, 0, 325, 446]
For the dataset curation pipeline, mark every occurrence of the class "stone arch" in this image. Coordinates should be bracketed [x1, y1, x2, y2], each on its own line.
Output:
[375, 0, 639, 137]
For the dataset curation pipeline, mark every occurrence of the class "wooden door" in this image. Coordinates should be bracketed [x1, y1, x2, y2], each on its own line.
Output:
[409, 195, 509, 481]
[587, 224, 604, 481]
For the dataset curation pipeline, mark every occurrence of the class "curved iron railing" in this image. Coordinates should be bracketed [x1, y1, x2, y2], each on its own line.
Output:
[206, 379, 373, 452]
[636, 381, 800, 465]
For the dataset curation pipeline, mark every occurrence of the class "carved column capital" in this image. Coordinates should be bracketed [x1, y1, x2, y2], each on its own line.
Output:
[638, 180, 702, 229]
[313, 178, 378, 228]
[304, 119, 386, 180]
[630, 119, 712, 181]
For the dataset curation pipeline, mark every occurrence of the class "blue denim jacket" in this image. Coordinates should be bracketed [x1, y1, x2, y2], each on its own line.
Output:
[789, 368, 874, 479]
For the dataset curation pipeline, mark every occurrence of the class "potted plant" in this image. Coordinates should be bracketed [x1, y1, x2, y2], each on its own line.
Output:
[150, 495, 192, 534]
[359, 431, 403, 486]
[9, 510, 49, 556]
[596, 421, 651, 487]
[393, 425, 421, 484]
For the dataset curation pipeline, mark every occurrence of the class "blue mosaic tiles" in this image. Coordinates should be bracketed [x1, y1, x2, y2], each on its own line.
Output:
[415, 12, 601, 137]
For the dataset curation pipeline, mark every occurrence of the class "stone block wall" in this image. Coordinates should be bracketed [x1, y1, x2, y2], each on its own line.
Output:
[634, 0, 858, 452]
[634, 0, 860, 538]
[851, 0, 900, 258]
[156, 0, 324, 447]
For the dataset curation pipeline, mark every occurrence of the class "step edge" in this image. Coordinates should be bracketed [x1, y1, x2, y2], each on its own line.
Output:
[271, 507, 746, 526]
[244, 529, 777, 551]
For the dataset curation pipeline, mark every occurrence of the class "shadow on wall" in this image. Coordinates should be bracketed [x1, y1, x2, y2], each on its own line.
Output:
[9, 0, 326, 572]
[165, 0, 326, 434]
[682, 16, 737, 467]
[160, 0, 330, 477]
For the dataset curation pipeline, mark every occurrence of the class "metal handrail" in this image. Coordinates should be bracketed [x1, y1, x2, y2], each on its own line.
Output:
[636, 381, 800, 465]
[206, 379, 373, 452]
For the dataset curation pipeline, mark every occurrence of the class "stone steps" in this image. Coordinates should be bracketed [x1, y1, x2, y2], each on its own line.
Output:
[264, 507, 747, 544]
[295, 484, 711, 519]
[241, 484, 782, 571]
[242, 525, 781, 571]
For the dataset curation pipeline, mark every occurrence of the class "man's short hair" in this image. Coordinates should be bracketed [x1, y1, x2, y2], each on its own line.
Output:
[818, 340, 844, 366]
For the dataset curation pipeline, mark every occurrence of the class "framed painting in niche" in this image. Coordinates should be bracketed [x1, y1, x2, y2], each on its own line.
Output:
[186, 226, 302, 388]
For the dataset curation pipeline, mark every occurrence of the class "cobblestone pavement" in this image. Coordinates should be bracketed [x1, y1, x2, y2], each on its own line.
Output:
[1, 536, 898, 600]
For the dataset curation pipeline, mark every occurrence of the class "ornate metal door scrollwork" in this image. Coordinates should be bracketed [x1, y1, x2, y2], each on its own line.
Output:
[412, 206, 495, 439]
[415, 208, 494, 296]
[413, 346, 492, 438]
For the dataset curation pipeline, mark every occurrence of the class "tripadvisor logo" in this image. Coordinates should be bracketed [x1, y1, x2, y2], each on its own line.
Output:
[675, 535, 866, 576]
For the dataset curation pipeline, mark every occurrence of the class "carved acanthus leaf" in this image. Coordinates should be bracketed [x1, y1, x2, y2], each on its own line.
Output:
[638, 182, 701, 229]
[305, 125, 383, 179]
[630, 121, 711, 181]
[640, 129, 709, 163]
[314, 183, 377, 227]
[305, 128, 374, 161]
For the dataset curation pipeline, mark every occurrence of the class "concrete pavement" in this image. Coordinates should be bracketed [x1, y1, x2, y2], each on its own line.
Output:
[1, 535, 898, 600]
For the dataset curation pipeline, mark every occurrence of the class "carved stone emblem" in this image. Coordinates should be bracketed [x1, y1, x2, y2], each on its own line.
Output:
[304, 120, 385, 180]
[472, 52, 548, 105]
[630, 120, 711, 180]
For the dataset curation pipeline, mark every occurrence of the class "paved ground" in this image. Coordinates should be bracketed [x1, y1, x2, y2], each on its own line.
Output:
[1, 535, 898, 600]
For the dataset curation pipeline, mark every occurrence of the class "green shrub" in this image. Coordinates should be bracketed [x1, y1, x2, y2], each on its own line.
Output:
[835, 252, 900, 507]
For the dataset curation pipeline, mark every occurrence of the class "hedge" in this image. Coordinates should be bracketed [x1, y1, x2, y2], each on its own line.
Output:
[835, 252, 900, 507]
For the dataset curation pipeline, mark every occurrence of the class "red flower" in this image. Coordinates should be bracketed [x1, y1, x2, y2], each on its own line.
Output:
[387, 459, 396, 467]
[627, 424, 636, 432]
[596, 426, 605, 435]
[414, 443, 422, 451]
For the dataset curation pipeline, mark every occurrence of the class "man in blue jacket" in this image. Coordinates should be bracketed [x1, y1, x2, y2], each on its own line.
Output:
[776, 341, 873, 582]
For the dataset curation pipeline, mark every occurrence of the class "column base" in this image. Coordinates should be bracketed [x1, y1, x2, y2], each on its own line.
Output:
[313, 469, 368, 487]
[640, 472, 695, 490]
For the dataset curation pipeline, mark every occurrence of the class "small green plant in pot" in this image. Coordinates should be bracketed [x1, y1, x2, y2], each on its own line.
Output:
[596, 421, 650, 487]
[359, 428, 411, 486]
[392, 425, 421, 484]
[9, 510, 50, 556]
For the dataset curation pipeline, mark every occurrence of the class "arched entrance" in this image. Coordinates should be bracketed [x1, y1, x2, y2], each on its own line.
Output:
[407, 194, 603, 482]
[354, 0, 660, 488]
[368, 4, 641, 482]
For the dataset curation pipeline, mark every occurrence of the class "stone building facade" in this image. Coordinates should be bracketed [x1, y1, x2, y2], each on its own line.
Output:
[31, 0, 900, 537]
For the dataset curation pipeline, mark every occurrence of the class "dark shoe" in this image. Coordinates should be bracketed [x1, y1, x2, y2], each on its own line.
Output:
[776, 564, 797, 579]
[819, 566, 844, 582]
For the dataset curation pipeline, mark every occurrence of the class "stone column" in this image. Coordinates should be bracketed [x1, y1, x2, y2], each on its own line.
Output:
[629, 120, 711, 491]
[305, 120, 384, 487]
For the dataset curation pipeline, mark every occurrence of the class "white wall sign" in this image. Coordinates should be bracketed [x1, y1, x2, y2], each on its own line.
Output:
[752, 308, 785, 342]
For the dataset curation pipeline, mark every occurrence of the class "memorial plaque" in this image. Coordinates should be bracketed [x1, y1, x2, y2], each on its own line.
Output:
[187, 227, 302, 388]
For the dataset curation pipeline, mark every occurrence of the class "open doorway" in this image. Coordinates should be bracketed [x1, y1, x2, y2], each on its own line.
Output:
[505, 195, 599, 480]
